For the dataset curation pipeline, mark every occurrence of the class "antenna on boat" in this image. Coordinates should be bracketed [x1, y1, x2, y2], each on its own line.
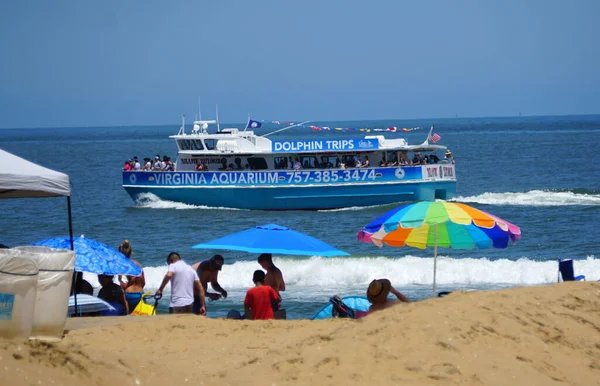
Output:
[198, 97, 202, 121]
[216, 104, 220, 132]
[244, 113, 250, 132]
[178, 114, 186, 135]
[263, 120, 311, 137]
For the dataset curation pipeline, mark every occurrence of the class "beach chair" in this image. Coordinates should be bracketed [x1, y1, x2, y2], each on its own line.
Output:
[558, 259, 586, 282]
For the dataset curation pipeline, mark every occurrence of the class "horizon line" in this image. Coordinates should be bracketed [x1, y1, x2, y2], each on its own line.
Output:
[1, 112, 599, 131]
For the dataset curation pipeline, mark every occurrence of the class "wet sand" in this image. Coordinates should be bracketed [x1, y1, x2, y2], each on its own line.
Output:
[1, 282, 599, 385]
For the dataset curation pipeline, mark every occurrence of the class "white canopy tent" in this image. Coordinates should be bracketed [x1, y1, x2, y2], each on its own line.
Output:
[0, 148, 71, 198]
[0, 148, 78, 310]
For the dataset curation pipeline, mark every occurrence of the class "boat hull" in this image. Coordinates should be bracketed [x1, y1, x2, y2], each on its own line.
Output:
[123, 167, 456, 210]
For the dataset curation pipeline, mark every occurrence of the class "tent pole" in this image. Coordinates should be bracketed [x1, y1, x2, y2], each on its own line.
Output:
[67, 196, 78, 315]
[432, 224, 438, 297]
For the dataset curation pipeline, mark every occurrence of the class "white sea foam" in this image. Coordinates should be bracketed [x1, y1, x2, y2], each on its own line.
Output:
[317, 204, 388, 212]
[83, 255, 599, 291]
[453, 190, 600, 206]
[133, 192, 243, 210]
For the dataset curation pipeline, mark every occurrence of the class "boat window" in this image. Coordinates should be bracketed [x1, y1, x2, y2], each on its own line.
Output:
[247, 157, 268, 170]
[178, 140, 190, 151]
[190, 140, 204, 151]
[386, 151, 398, 165]
[274, 156, 290, 169]
[342, 155, 357, 167]
[300, 156, 320, 169]
[320, 155, 338, 168]
[204, 139, 217, 150]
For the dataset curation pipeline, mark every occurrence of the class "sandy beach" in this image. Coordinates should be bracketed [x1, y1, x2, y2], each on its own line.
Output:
[1, 282, 599, 386]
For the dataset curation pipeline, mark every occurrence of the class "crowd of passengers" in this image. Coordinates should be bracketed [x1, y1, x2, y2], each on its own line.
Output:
[123, 151, 455, 172]
[122, 155, 174, 171]
[274, 150, 454, 170]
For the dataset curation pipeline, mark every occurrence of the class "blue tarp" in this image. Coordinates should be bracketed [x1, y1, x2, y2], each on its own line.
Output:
[311, 296, 371, 320]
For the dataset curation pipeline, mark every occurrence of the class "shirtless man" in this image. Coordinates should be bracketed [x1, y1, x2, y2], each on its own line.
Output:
[118, 240, 145, 293]
[191, 255, 227, 301]
[257, 253, 285, 294]
[366, 279, 410, 314]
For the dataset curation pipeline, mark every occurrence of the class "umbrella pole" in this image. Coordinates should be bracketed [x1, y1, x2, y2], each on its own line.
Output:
[432, 224, 438, 298]
[67, 196, 78, 316]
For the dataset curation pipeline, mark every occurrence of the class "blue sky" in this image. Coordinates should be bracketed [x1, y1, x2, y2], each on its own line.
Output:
[0, 0, 598, 128]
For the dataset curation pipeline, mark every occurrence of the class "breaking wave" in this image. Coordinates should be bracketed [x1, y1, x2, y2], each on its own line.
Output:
[453, 189, 600, 206]
[83, 255, 599, 291]
[132, 193, 243, 210]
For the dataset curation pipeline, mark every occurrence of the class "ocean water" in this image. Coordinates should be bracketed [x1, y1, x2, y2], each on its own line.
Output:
[1, 115, 599, 319]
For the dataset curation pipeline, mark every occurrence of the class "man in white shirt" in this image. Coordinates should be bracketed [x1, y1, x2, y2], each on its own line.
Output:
[133, 157, 141, 171]
[156, 252, 206, 315]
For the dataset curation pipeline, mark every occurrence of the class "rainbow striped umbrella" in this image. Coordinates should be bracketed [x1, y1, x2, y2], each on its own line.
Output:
[357, 202, 521, 296]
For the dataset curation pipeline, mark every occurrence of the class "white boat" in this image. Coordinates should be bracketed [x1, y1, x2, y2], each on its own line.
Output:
[122, 118, 456, 210]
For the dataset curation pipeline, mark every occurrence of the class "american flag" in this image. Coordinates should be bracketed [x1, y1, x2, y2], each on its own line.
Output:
[428, 132, 441, 143]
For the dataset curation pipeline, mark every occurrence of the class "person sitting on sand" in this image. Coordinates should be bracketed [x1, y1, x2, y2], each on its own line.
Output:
[98, 274, 129, 315]
[72, 272, 94, 296]
[156, 252, 206, 315]
[117, 240, 146, 312]
[244, 270, 281, 320]
[192, 255, 228, 302]
[367, 279, 410, 314]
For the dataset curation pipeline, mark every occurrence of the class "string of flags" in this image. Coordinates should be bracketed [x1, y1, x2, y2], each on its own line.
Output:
[257, 119, 422, 133]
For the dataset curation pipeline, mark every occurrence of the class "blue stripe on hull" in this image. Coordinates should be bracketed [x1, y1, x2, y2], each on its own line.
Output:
[124, 182, 456, 210]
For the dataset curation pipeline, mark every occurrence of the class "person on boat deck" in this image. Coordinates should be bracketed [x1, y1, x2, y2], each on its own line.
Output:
[244, 270, 281, 320]
[257, 253, 285, 310]
[366, 279, 410, 314]
[412, 152, 422, 165]
[293, 158, 302, 170]
[117, 240, 146, 312]
[195, 163, 204, 171]
[355, 157, 362, 168]
[429, 154, 440, 164]
[123, 160, 132, 171]
[444, 150, 455, 164]
[422, 155, 429, 165]
[143, 157, 152, 170]
[157, 252, 206, 315]
[152, 156, 162, 171]
[98, 274, 129, 315]
[235, 157, 243, 170]
[164, 157, 174, 171]
[192, 255, 228, 302]
[362, 156, 370, 167]
[133, 157, 141, 170]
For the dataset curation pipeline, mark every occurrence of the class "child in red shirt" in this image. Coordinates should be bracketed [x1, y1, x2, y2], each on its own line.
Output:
[244, 270, 281, 320]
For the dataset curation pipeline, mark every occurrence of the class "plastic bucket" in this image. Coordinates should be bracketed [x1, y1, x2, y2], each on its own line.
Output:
[13, 246, 75, 341]
[0, 249, 39, 340]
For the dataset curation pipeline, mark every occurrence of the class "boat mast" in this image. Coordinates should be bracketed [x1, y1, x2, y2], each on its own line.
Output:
[244, 113, 250, 132]
[198, 97, 202, 121]
[216, 104, 220, 132]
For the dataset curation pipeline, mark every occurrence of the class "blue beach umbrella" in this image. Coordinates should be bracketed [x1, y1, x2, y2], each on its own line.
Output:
[191, 223, 350, 257]
[68, 294, 116, 315]
[32, 236, 142, 276]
